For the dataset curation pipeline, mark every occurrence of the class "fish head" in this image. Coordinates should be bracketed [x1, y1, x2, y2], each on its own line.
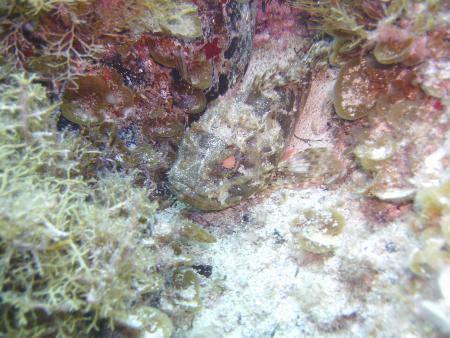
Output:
[168, 128, 274, 211]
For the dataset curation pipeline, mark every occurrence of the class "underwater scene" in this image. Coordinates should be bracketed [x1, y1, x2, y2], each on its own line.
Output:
[1, 0, 450, 337]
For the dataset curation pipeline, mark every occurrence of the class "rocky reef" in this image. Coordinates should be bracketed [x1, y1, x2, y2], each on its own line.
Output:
[1, 0, 450, 337]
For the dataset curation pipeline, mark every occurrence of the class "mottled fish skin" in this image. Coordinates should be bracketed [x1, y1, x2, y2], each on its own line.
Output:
[169, 41, 329, 210]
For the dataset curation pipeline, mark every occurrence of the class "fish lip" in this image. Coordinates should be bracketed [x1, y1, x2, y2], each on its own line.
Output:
[168, 175, 216, 210]
[168, 178, 193, 197]
[168, 173, 238, 211]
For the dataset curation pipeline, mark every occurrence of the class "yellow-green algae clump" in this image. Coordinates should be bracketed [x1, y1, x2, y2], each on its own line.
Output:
[0, 71, 176, 337]
[409, 168, 450, 334]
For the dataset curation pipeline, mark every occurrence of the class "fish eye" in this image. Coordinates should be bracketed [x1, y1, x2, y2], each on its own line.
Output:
[206, 145, 242, 178]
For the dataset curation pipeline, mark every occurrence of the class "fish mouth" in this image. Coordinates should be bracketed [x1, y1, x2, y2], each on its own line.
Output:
[168, 177, 231, 211]
[167, 130, 242, 210]
[168, 166, 261, 211]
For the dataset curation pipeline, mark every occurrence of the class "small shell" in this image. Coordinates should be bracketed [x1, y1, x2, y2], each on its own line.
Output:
[353, 138, 395, 171]
[171, 268, 201, 309]
[291, 208, 345, 254]
[279, 147, 346, 185]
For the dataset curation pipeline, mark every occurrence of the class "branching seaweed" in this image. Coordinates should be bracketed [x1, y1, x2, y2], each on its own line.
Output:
[0, 71, 175, 337]
[1, 1, 104, 90]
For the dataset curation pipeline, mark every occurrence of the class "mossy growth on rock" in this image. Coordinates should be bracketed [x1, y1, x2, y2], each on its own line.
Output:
[292, 0, 446, 65]
[0, 71, 184, 337]
[322, 1, 449, 205]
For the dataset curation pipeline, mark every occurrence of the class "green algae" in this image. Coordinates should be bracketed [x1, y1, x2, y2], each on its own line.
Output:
[170, 268, 201, 310]
[0, 71, 170, 337]
[60, 68, 134, 126]
[0, 0, 86, 14]
[0, 69, 214, 337]
[142, 0, 203, 40]
[334, 56, 398, 121]
[373, 35, 415, 65]
[292, 0, 370, 63]
[180, 222, 216, 244]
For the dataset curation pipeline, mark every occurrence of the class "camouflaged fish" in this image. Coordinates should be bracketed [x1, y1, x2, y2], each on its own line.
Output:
[168, 41, 330, 210]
